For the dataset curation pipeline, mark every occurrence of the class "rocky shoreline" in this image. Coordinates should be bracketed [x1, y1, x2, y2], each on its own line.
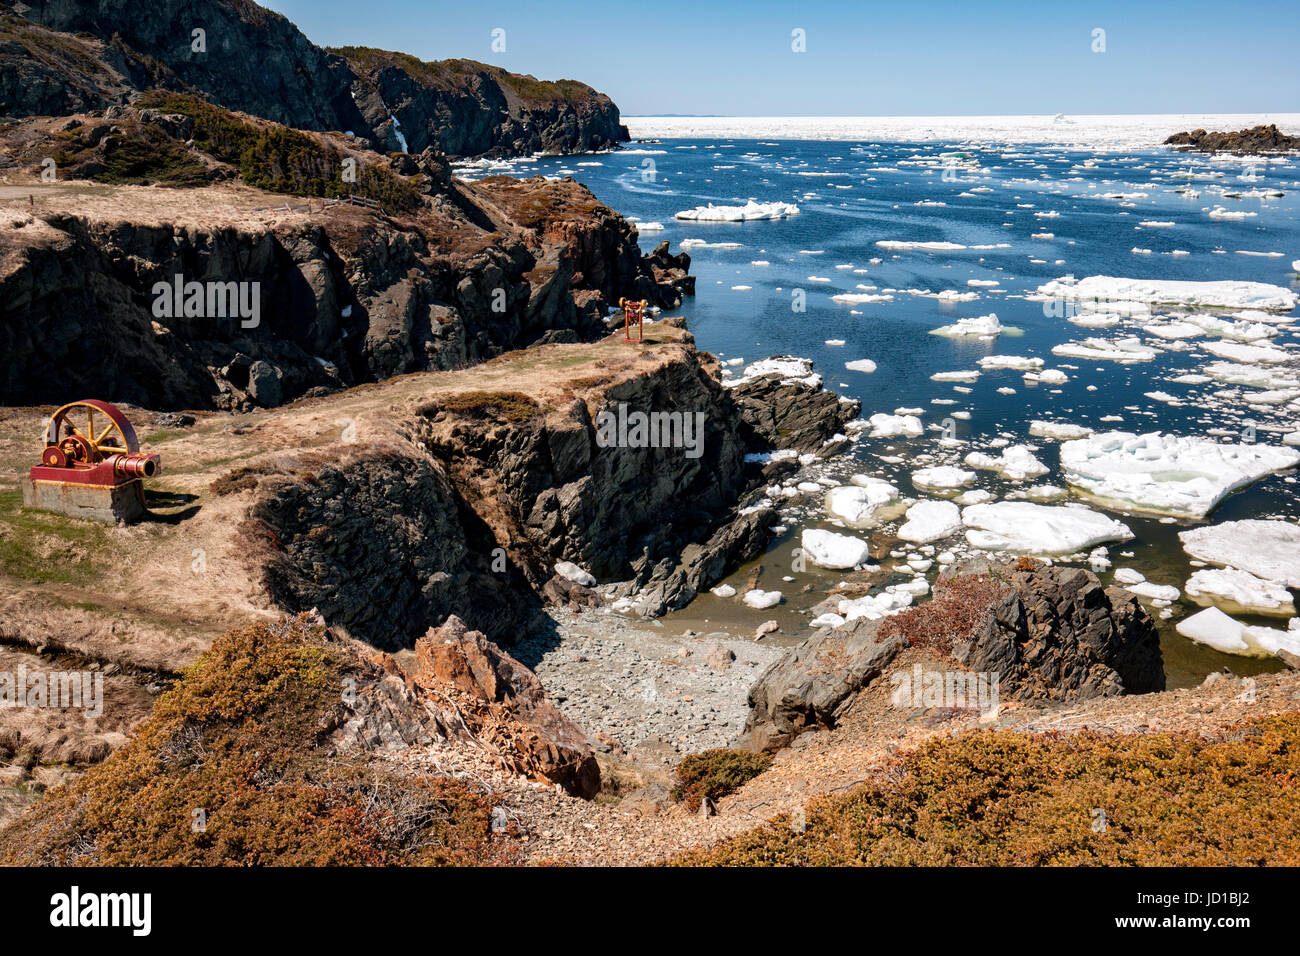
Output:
[1164, 123, 1300, 154]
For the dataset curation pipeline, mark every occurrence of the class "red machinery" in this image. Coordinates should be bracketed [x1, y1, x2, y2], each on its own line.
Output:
[619, 297, 648, 343]
[29, 400, 161, 488]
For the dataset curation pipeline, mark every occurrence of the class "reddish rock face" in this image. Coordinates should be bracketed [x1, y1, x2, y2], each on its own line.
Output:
[413, 616, 601, 799]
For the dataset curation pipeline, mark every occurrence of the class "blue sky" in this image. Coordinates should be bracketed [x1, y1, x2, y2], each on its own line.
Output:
[261, 0, 1300, 116]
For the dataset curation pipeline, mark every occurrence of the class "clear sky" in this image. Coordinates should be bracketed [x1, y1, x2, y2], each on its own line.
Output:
[260, 0, 1300, 116]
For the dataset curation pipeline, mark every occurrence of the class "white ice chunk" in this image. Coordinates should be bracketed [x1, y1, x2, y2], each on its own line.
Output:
[1060, 432, 1300, 518]
[897, 500, 963, 544]
[1179, 520, 1300, 587]
[961, 501, 1134, 554]
[801, 528, 871, 569]
[1038, 275, 1298, 312]
[676, 200, 800, 221]
[1185, 568, 1296, 617]
[554, 561, 596, 586]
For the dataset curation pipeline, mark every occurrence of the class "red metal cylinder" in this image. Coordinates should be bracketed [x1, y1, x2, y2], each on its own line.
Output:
[107, 453, 161, 480]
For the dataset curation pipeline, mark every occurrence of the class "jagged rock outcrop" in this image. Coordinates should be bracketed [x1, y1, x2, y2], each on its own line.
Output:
[729, 358, 863, 454]
[946, 559, 1166, 700]
[741, 619, 905, 751]
[253, 451, 538, 650]
[410, 616, 600, 798]
[1164, 124, 1300, 154]
[4, 2, 627, 158]
[340, 49, 627, 158]
[409, 343, 777, 617]
[742, 560, 1165, 751]
[243, 330, 854, 645]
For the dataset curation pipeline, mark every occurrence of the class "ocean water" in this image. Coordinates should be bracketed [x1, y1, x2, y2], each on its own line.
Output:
[460, 135, 1300, 686]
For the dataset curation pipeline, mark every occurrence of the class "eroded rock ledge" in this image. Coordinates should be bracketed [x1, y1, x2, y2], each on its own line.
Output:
[742, 558, 1166, 751]
[238, 326, 856, 648]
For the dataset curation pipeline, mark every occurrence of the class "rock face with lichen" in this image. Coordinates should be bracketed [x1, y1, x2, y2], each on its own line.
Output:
[741, 559, 1165, 751]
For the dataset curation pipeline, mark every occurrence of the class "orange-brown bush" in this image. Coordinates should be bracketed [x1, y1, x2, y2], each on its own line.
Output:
[676, 713, 1300, 866]
[0, 615, 514, 866]
[671, 749, 773, 812]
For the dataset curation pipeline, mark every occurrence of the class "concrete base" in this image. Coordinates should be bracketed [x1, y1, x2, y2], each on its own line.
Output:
[21, 477, 147, 524]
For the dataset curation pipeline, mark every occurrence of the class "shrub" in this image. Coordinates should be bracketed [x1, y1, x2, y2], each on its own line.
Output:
[134, 91, 421, 211]
[425, 390, 539, 423]
[671, 749, 773, 812]
[0, 615, 514, 865]
[676, 713, 1300, 866]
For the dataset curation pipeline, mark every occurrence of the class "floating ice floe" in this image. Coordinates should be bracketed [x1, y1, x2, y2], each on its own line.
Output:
[679, 239, 743, 249]
[1176, 607, 1300, 659]
[726, 355, 822, 388]
[897, 500, 963, 544]
[675, 200, 800, 221]
[932, 370, 981, 382]
[1060, 432, 1300, 518]
[1111, 569, 1181, 602]
[876, 240, 966, 251]
[845, 359, 878, 373]
[1200, 340, 1291, 364]
[837, 589, 914, 622]
[554, 561, 596, 586]
[930, 312, 1004, 339]
[1037, 275, 1299, 312]
[633, 221, 665, 232]
[1185, 568, 1296, 617]
[826, 478, 904, 528]
[743, 588, 783, 609]
[913, 465, 976, 489]
[832, 292, 894, 304]
[1178, 520, 1300, 587]
[801, 528, 871, 569]
[867, 413, 923, 437]
[1203, 362, 1300, 390]
[978, 355, 1043, 371]
[1052, 337, 1157, 362]
[965, 444, 1049, 479]
[1024, 368, 1069, 385]
[961, 501, 1134, 554]
[710, 583, 737, 598]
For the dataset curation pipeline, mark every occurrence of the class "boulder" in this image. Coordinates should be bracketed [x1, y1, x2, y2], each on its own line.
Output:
[741, 618, 905, 751]
[412, 616, 601, 798]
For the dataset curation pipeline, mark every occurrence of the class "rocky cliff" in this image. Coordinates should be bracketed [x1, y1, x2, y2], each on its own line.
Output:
[1, 0, 627, 158]
[0, 111, 688, 410]
[245, 326, 842, 648]
[339, 49, 627, 158]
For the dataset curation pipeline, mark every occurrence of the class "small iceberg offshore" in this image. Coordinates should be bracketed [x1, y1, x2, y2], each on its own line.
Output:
[675, 200, 799, 221]
[930, 312, 1008, 339]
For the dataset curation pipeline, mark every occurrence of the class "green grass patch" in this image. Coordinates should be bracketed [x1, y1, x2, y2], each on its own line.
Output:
[0, 490, 107, 586]
[421, 390, 540, 423]
[134, 91, 421, 211]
